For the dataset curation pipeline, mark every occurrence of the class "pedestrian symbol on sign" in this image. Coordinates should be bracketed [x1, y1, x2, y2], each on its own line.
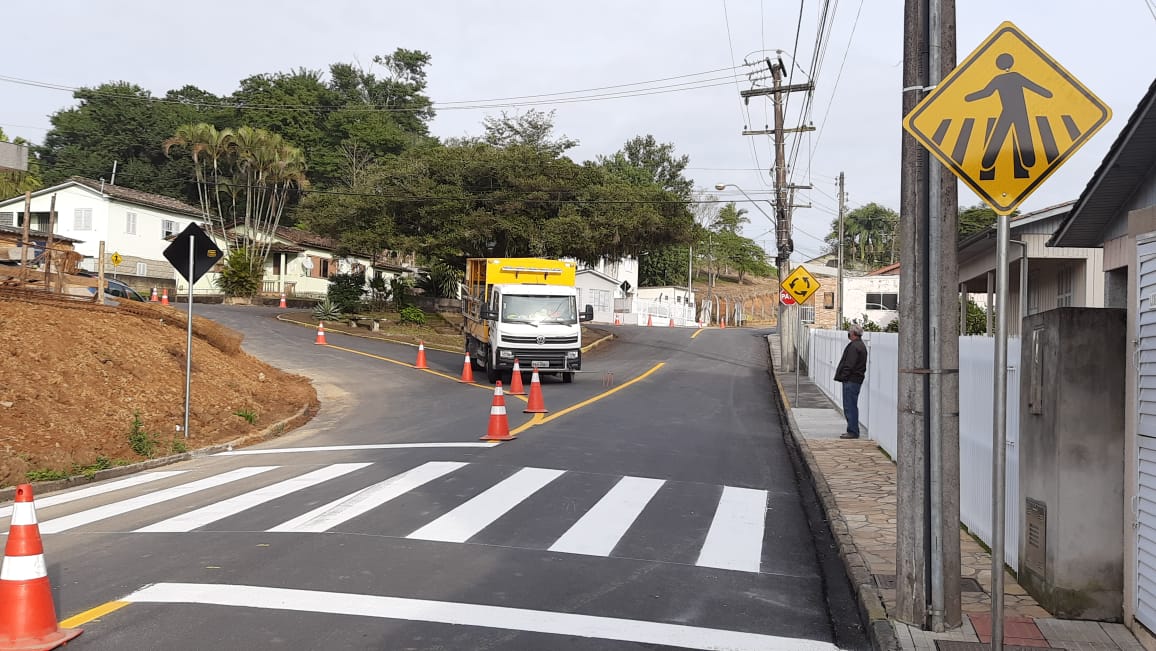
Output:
[903, 21, 1110, 215]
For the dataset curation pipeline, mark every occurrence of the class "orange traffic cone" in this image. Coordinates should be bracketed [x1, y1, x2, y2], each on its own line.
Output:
[314, 322, 328, 345]
[523, 367, 548, 414]
[460, 352, 475, 383]
[279, 293, 287, 309]
[508, 359, 526, 395]
[646, 314, 653, 327]
[150, 287, 158, 302]
[0, 484, 83, 650]
[161, 288, 170, 306]
[481, 382, 515, 441]
[720, 318, 726, 329]
[614, 314, 622, 326]
[669, 317, 675, 328]
[415, 341, 429, 369]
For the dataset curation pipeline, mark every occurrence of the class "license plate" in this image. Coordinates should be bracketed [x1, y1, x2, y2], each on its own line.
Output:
[531, 361, 550, 368]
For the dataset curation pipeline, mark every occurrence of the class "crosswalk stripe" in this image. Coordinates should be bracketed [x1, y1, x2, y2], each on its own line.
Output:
[39, 467, 278, 534]
[695, 486, 767, 573]
[134, 464, 372, 533]
[408, 467, 565, 543]
[548, 476, 664, 557]
[268, 461, 466, 533]
[0, 471, 187, 520]
[215, 442, 500, 456]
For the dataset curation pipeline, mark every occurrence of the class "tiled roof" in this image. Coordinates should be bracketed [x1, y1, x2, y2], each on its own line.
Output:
[273, 226, 340, 250]
[69, 177, 202, 217]
[0, 223, 83, 243]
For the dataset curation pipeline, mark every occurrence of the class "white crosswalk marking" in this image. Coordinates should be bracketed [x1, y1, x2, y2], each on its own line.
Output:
[548, 476, 664, 557]
[695, 486, 767, 573]
[0, 471, 186, 520]
[39, 467, 278, 534]
[268, 461, 466, 533]
[408, 467, 565, 543]
[135, 463, 371, 533]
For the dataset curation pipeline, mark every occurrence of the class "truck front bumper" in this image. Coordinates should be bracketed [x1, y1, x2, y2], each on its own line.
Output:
[495, 348, 581, 372]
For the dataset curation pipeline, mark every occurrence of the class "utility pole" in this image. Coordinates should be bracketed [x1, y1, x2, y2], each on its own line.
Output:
[837, 172, 846, 329]
[740, 55, 811, 369]
[897, 0, 961, 632]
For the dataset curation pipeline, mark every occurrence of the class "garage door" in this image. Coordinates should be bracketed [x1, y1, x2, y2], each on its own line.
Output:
[1135, 235, 1156, 628]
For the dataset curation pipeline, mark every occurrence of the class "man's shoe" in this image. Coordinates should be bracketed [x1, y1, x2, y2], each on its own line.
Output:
[839, 433, 860, 439]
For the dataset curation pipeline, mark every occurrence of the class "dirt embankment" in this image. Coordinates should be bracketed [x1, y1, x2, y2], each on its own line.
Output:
[0, 295, 317, 487]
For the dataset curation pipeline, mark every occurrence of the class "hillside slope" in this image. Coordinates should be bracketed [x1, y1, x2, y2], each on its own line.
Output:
[0, 294, 317, 487]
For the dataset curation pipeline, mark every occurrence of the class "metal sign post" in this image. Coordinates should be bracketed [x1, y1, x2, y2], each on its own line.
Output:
[795, 305, 802, 405]
[183, 235, 194, 439]
[990, 213, 1011, 650]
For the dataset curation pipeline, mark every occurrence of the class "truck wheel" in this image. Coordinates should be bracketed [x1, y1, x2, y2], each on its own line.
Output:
[562, 372, 574, 384]
[486, 354, 500, 384]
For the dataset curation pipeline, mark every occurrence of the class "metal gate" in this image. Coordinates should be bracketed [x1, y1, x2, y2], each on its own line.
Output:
[1135, 234, 1156, 628]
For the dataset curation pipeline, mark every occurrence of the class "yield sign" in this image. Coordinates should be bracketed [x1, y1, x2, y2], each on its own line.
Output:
[781, 266, 819, 304]
[779, 288, 796, 306]
[903, 21, 1110, 215]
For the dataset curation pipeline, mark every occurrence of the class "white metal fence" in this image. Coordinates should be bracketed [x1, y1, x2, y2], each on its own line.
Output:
[807, 329, 1022, 567]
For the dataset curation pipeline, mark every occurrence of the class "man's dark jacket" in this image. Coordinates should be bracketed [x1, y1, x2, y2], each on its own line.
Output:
[835, 339, 867, 384]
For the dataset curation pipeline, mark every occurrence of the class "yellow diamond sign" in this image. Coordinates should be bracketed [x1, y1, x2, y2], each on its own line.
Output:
[110, 252, 123, 266]
[781, 266, 820, 304]
[903, 21, 1110, 215]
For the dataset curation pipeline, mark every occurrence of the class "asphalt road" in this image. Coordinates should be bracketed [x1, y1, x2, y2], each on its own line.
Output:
[6, 305, 868, 650]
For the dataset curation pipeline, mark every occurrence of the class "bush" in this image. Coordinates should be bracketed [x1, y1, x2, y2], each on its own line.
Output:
[390, 276, 412, 311]
[214, 247, 263, 298]
[399, 305, 426, 325]
[127, 411, 160, 458]
[327, 272, 366, 313]
[417, 263, 463, 298]
[313, 299, 342, 321]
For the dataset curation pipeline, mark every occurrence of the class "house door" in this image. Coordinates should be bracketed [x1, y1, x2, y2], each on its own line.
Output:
[1135, 234, 1156, 629]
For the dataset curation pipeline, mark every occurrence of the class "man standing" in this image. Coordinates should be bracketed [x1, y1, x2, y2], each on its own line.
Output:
[834, 324, 868, 439]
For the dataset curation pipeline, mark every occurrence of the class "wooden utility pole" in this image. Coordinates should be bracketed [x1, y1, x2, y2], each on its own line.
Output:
[43, 195, 57, 293]
[18, 192, 31, 287]
[897, 0, 961, 631]
[837, 172, 846, 329]
[96, 241, 106, 304]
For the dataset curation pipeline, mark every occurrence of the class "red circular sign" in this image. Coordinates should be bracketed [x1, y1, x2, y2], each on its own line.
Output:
[779, 288, 796, 305]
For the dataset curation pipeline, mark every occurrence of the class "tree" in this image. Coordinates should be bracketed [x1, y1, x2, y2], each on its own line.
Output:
[597, 135, 693, 199]
[959, 203, 1003, 238]
[639, 246, 690, 287]
[475, 109, 579, 156]
[824, 202, 899, 268]
[164, 124, 308, 296]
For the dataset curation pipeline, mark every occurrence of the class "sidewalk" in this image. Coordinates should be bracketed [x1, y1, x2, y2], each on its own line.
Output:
[768, 336, 1144, 651]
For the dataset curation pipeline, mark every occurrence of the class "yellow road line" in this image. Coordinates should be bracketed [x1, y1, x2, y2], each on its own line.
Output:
[277, 315, 461, 353]
[533, 363, 664, 427]
[690, 328, 706, 339]
[325, 346, 531, 402]
[509, 412, 546, 436]
[60, 600, 130, 628]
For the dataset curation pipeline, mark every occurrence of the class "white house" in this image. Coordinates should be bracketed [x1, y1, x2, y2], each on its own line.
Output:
[0, 177, 204, 293]
[575, 268, 622, 324]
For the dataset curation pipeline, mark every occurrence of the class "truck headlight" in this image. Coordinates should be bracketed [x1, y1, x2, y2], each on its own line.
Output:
[498, 349, 515, 359]
[566, 351, 580, 359]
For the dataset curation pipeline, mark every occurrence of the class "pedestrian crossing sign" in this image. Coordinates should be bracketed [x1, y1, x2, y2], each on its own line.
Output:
[903, 21, 1110, 215]
[781, 266, 819, 304]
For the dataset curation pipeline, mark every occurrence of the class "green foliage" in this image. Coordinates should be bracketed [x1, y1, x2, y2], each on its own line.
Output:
[417, 263, 463, 299]
[389, 276, 412, 311]
[825, 203, 900, 269]
[313, 299, 343, 321]
[234, 409, 258, 425]
[884, 318, 900, 333]
[25, 468, 69, 482]
[958, 204, 1018, 239]
[640, 246, 690, 286]
[214, 247, 263, 298]
[128, 411, 161, 458]
[399, 305, 427, 325]
[963, 299, 989, 335]
[170, 439, 188, 454]
[597, 134, 693, 199]
[327, 271, 366, 312]
[474, 108, 578, 156]
[0, 128, 42, 198]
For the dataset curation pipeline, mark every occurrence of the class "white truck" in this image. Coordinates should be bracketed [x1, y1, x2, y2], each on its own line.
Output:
[462, 258, 594, 384]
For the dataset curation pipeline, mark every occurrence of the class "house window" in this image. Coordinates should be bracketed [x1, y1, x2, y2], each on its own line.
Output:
[866, 292, 899, 310]
[320, 258, 331, 278]
[135, 262, 148, 276]
[823, 292, 835, 309]
[162, 220, 178, 238]
[1057, 266, 1074, 307]
[74, 208, 93, 230]
[0, 212, 12, 227]
[125, 212, 137, 235]
[800, 305, 816, 323]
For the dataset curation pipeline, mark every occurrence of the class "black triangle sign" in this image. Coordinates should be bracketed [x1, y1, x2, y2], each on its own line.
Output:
[163, 223, 222, 285]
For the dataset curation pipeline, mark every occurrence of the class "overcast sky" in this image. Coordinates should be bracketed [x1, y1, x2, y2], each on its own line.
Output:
[4, 1, 1154, 261]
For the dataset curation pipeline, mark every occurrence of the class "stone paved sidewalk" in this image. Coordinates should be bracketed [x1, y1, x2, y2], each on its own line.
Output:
[768, 336, 1145, 651]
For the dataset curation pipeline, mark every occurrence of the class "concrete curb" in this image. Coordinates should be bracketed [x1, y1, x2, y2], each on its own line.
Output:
[765, 335, 899, 651]
[0, 401, 316, 503]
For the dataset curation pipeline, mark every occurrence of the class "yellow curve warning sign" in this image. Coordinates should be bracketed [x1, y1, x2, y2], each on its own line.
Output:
[903, 21, 1110, 215]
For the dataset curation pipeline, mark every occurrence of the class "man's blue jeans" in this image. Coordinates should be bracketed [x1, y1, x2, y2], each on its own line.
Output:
[842, 381, 862, 437]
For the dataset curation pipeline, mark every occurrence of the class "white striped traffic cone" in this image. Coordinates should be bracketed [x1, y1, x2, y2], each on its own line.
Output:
[481, 381, 515, 441]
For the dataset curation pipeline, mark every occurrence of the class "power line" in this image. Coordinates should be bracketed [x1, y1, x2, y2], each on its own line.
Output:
[811, 0, 864, 157]
[722, 0, 777, 189]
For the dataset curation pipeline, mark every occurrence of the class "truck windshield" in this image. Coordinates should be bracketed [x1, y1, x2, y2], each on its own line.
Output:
[502, 295, 577, 325]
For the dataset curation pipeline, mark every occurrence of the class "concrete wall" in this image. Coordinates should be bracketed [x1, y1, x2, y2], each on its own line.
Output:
[1019, 307, 1127, 620]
